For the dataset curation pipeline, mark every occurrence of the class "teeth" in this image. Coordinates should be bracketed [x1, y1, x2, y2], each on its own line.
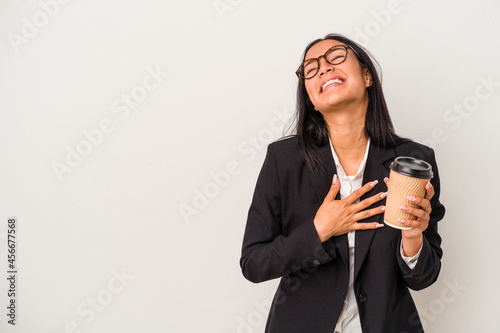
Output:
[322, 78, 343, 91]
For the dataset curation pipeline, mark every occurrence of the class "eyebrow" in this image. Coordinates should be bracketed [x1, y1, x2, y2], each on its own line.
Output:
[304, 44, 347, 61]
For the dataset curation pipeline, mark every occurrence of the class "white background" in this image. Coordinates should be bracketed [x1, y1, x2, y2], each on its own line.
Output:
[1, 0, 499, 332]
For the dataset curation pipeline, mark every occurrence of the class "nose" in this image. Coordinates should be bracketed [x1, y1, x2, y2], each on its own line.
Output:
[317, 56, 335, 76]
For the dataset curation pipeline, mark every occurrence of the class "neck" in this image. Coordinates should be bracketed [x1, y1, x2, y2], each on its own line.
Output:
[323, 102, 368, 155]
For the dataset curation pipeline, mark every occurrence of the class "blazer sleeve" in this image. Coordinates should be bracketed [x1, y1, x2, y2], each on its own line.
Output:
[240, 144, 336, 283]
[396, 147, 446, 290]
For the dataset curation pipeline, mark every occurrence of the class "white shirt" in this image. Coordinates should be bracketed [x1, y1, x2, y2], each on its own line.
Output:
[329, 138, 421, 333]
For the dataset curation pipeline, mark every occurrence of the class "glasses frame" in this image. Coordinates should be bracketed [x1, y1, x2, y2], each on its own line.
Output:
[295, 44, 361, 83]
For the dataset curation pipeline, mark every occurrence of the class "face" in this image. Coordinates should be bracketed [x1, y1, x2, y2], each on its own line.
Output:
[303, 39, 371, 112]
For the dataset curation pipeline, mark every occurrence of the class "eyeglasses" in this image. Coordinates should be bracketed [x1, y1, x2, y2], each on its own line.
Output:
[295, 44, 360, 83]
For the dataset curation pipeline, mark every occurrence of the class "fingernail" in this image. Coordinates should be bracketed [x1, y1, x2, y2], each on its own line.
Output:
[398, 218, 406, 224]
[370, 180, 378, 188]
[427, 181, 433, 188]
[380, 206, 386, 212]
[332, 174, 337, 185]
[384, 177, 389, 182]
[376, 223, 385, 228]
[406, 196, 416, 202]
[399, 205, 408, 211]
[380, 192, 387, 199]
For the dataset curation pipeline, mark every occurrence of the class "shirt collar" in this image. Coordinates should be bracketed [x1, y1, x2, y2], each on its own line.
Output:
[329, 137, 371, 179]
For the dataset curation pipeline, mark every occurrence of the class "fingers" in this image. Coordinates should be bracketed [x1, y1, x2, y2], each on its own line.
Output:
[399, 204, 429, 220]
[405, 195, 431, 213]
[424, 181, 434, 200]
[324, 174, 340, 201]
[353, 221, 385, 231]
[399, 186, 433, 233]
[398, 217, 426, 230]
[345, 179, 379, 205]
[353, 204, 386, 221]
[384, 177, 389, 187]
[352, 191, 386, 212]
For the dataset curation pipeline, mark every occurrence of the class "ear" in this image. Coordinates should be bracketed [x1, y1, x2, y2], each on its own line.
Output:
[363, 67, 373, 87]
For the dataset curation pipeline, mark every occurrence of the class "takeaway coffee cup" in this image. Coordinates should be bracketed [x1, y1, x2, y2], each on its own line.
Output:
[383, 156, 433, 230]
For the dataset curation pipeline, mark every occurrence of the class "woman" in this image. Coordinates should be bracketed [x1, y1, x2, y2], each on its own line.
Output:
[240, 34, 445, 332]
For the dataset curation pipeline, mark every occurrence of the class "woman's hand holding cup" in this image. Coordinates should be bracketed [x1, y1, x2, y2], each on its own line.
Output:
[384, 177, 435, 256]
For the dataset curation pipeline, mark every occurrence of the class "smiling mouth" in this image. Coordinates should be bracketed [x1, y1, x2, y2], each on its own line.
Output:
[321, 78, 344, 92]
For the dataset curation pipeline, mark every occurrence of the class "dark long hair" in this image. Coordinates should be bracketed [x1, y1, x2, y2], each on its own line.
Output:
[293, 33, 408, 171]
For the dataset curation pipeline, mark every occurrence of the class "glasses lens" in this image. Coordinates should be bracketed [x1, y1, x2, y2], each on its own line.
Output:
[302, 59, 319, 79]
[326, 47, 347, 65]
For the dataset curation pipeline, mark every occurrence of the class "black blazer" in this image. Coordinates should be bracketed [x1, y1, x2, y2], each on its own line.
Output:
[240, 136, 445, 333]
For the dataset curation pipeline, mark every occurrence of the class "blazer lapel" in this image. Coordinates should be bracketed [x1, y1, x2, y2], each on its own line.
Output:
[354, 142, 396, 281]
[308, 143, 349, 268]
